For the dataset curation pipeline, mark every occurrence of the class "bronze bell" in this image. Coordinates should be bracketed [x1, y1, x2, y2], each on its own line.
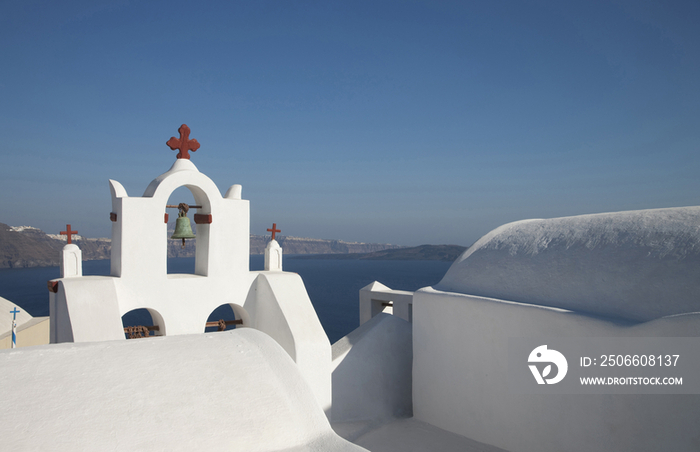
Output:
[171, 203, 195, 248]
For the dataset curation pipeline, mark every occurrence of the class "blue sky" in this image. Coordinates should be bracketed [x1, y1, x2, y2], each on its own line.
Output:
[1, 0, 698, 246]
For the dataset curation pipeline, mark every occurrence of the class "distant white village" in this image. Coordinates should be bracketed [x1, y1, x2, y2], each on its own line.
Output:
[1, 125, 699, 451]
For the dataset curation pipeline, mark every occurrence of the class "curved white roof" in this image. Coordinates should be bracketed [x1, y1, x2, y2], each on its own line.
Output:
[435, 206, 700, 322]
[0, 329, 364, 451]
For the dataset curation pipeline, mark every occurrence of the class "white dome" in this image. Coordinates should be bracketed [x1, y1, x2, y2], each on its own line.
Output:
[435, 206, 700, 322]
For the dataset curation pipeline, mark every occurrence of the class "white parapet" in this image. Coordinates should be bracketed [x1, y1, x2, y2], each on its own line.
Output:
[359, 281, 414, 325]
[331, 313, 413, 423]
[244, 272, 331, 416]
[412, 287, 700, 452]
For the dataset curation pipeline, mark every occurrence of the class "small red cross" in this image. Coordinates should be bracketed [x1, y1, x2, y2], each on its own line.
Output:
[267, 223, 281, 241]
[166, 124, 200, 160]
[60, 224, 78, 244]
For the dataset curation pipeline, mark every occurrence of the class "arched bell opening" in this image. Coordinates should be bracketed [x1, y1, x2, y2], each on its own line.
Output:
[122, 308, 165, 339]
[204, 303, 249, 333]
[165, 185, 212, 276]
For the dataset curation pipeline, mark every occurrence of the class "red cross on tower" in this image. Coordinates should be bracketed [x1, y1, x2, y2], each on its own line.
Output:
[166, 124, 200, 160]
[267, 223, 281, 241]
[60, 224, 78, 244]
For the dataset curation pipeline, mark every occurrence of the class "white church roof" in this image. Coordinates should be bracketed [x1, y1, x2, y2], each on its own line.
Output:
[0, 329, 363, 451]
[435, 206, 700, 322]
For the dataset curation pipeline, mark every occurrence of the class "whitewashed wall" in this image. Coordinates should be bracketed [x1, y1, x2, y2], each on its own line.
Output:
[412, 288, 700, 452]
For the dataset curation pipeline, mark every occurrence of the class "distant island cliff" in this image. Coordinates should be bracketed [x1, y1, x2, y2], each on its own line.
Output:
[0, 223, 405, 269]
[0, 224, 111, 269]
[290, 244, 467, 262]
[248, 235, 402, 255]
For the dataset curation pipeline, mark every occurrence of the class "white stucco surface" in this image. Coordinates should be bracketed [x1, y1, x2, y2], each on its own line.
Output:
[0, 329, 364, 452]
[332, 313, 413, 422]
[412, 287, 700, 452]
[245, 271, 332, 414]
[437, 206, 700, 322]
[346, 418, 510, 452]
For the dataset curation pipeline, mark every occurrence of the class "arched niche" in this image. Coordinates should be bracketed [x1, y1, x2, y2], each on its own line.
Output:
[163, 184, 212, 276]
[141, 159, 220, 278]
[122, 308, 166, 339]
[204, 303, 249, 333]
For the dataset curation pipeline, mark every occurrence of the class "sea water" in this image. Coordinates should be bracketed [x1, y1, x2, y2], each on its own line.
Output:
[0, 256, 452, 344]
